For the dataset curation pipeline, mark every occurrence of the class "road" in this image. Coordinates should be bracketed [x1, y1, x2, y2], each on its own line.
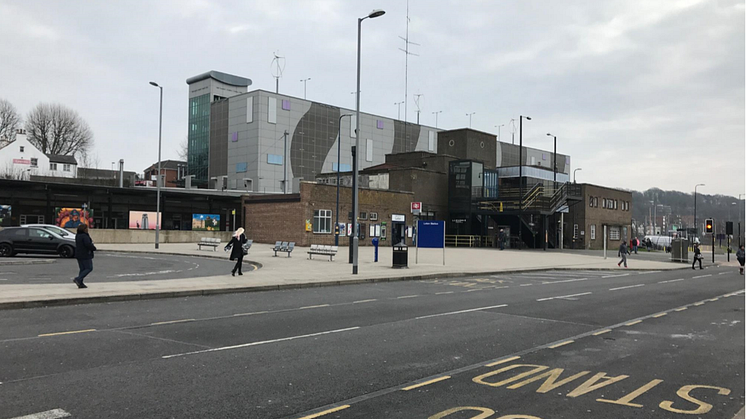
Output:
[0, 252, 253, 284]
[0, 266, 743, 418]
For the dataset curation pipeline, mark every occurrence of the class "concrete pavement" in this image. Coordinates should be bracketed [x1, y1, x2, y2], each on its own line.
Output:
[0, 242, 725, 310]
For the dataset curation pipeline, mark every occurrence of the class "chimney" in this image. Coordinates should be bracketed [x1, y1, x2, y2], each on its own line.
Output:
[118, 159, 124, 188]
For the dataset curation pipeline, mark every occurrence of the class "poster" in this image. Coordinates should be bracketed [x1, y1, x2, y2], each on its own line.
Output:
[128, 211, 161, 230]
[0, 205, 10, 227]
[192, 214, 220, 231]
[56, 208, 94, 229]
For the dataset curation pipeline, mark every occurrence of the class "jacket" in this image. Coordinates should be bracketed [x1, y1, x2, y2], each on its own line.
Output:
[618, 244, 628, 257]
[75, 232, 96, 260]
[227, 234, 247, 261]
[737, 249, 745, 260]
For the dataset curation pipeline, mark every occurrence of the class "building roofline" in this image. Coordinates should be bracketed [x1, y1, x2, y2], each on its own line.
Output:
[186, 71, 252, 87]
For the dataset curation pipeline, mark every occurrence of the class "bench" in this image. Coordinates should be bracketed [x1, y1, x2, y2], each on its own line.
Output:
[198, 237, 221, 251]
[307, 244, 338, 261]
[272, 241, 295, 257]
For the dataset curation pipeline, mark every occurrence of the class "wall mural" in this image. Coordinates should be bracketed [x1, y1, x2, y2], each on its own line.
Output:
[56, 208, 94, 228]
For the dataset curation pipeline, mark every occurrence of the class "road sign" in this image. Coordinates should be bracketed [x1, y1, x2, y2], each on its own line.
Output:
[416, 220, 446, 266]
[411, 202, 422, 214]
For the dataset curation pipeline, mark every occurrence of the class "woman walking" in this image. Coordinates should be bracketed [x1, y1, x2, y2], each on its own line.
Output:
[692, 243, 703, 270]
[736, 245, 744, 275]
[226, 227, 247, 276]
[74, 224, 96, 288]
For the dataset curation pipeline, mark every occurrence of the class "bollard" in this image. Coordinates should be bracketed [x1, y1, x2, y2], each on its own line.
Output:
[372, 237, 379, 262]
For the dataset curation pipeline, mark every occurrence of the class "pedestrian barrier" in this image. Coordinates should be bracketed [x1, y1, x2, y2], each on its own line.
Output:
[197, 237, 221, 251]
[307, 244, 338, 261]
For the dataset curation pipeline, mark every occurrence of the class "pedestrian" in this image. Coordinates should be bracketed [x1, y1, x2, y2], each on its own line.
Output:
[617, 241, 629, 268]
[226, 227, 247, 276]
[633, 237, 638, 254]
[498, 229, 505, 251]
[692, 243, 703, 270]
[73, 224, 96, 288]
[736, 245, 745, 275]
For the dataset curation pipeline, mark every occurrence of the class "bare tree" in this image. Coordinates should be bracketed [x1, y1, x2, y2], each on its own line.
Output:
[0, 98, 21, 141]
[25, 103, 93, 158]
[78, 148, 100, 169]
[177, 136, 188, 161]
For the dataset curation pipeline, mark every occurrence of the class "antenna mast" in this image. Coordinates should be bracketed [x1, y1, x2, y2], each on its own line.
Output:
[271, 51, 286, 94]
[414, 93, 424, 125]
[399, 0, 420, 151]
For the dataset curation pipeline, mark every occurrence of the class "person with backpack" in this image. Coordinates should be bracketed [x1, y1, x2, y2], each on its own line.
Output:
[225, 227, 248, 276]
[73, 224, 96, 288]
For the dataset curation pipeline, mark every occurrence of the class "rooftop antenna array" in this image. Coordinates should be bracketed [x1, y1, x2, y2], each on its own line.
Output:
[399, 0, 420, 151]
[414, 93, 424, 124]
[271, 51, 286, 94]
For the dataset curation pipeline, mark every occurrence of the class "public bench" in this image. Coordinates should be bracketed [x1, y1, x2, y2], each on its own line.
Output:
[307, 244, 338, 261]
[197, 237, 221, 251]
[272, 241, 295, 257]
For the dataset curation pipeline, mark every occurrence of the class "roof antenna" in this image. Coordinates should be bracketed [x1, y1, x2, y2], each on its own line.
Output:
[271, 51, 285, 94]
[399, 0, 420, 152]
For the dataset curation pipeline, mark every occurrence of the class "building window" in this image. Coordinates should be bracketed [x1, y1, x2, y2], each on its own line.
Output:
[268, 97, 277, 124]
[370, 212, 378, 221]
[359, 212, 368, 220]
[50, 163, 57, 171]
[282, 99, 290, 111]
[590, 224, 596, 240]
[573, 224, 578, 239]
[19, 146, 24, 153]
[602, 198, 606, 208]
[589, 196, 594, 207]
[30, 158, 37, 167]
[267, 154, 283, 165]
[609, 226, 620, 240]
[332, 162, 351, 172]
[246, 97, 254, 123]
[313, 209, 332, 233]
[63, 164, 71, 172]
[594, 197, 598, 207]
[366, 139, 373, 162]
[231, 132, 238, 142]
[376, 120, 384, 129]
[236, 162, 248, 173]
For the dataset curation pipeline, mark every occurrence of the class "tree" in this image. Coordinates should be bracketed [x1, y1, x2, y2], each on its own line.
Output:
[177, 136, 188, 161]
[25, 103, 93, 157]
[0, 98, 21, 141]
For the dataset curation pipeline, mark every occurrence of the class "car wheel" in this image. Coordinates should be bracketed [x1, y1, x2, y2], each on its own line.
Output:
[0, 243, 12, 257]
[59, 245, 75, 258]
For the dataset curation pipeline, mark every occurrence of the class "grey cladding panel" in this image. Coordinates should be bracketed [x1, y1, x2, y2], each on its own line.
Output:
[291, 103, 341, 182]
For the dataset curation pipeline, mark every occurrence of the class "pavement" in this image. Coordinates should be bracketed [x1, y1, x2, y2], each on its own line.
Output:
[0, 242, 738, 310]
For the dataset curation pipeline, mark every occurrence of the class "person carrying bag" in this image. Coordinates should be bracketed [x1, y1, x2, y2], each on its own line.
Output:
[225, 228, 248, 276]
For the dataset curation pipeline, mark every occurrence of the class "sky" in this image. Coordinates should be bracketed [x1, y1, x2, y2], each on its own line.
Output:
[0, 0, 743, 197]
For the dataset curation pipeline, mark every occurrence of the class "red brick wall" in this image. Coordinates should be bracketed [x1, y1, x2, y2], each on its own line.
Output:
[243, 195, 305, 245]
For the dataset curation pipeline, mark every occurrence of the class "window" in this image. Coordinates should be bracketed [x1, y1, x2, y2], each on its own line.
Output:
[282, 99, 290, 111]
[246, 97, 254, 123]
[63, 164, 71, 172]
[29, 228, 52, 238]
[589, 196, 594, 207]
[428, 131, 436, 151]
[236, 162, 248, 173]
[359, 212, 368, 220]
[573, 224, 579, 239]
[614, 200, 618, 210]
[590, 224, 596, 240]
[267, 154, 283, 165]
[609, 226, 620, 240]
[370, 212, 378, 221]
[313, 209, 332, 233]
[50, 163, 57, 171]
[30, 158, 37, 167]
[594, 197, 598, 207]
[268, 97, 277, 123]
[231, 132, 238, 142]
[332, 162, 351, 172]
[366, 139, 373, 162]
[376, 120, 384, 129]
[20, 146, 24, 152]
[602, 198, 606, 208]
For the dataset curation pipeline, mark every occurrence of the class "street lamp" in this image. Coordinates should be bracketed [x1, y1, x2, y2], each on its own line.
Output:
[394, 101, 404, 120]
[300, 78, 311, 99]
[546, 133, 557, 188]
[573, 167, 582, 183]
[336, 113, 352, 247]
[518, 115, 531, 249]
[694, 183, 705, 240]
[466, 112, 476, 128]
[432, 110, 442, 128]
[353, 8, 386, 275]
[496, 124, 504, 142]
[149, 81, 163, 249]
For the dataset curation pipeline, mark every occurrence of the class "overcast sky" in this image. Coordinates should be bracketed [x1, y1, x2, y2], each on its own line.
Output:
[1, 0, 743, 196]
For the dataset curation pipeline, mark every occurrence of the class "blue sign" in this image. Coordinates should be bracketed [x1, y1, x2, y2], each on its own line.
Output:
[417, 220, 445, 248]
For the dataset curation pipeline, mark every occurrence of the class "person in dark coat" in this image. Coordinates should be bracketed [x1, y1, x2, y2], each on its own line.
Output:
[74, 224, 96, 288]
[226, 227, 247, 276]
[692, 243, 703, 270]
[736, 245, 744, 275]
[617, 242, 629, 268]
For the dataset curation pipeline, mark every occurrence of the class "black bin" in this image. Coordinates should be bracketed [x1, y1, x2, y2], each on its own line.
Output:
[392, 245, 408, 268]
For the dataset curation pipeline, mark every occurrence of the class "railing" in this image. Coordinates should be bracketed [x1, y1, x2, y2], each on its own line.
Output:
[445, 235, 494, 247]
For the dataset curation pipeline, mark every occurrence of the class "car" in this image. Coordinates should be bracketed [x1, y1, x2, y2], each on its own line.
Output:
[21, 224, 75, 240]
[0, 226, 76, 258]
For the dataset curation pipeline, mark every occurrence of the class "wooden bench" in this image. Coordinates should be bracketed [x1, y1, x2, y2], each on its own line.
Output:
[308, 244, 338, 261]
[272, 241, 295, 257]
[197, 237, 221, 251]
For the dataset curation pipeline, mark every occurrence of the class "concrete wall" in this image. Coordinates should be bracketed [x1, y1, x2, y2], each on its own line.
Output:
[88, 229, 233, 244]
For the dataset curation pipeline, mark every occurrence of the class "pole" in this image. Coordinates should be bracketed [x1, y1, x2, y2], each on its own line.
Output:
[560, 213, 564, 250]
[712, 230, 715, 263]
[553, 136, 557, 188]
[518, 116, 523, 249]
[353, 16, 363, 275]
[283, 130, 288, 194]
[155, 85, 163, 250]
[603, 225, 607, 259]
[336, 114, 351, 247]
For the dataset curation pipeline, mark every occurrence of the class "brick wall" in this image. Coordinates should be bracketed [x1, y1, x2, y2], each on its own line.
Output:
[566, 184, 632, 250]
[243, 194, 304, 245]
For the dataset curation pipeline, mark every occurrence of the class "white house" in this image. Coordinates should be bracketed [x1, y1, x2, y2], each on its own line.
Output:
[0, 129, 77, 179]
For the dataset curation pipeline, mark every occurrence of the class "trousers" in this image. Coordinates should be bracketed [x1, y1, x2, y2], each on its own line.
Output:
[232, 256, 243, 274]
[618, 254, 627, 267]
[692, 256, 703, 269]
[76, 259, 93, 283]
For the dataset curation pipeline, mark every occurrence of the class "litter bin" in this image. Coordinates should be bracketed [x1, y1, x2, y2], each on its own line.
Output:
[392, 244, 408, 268]
[671, 238, 690, 263]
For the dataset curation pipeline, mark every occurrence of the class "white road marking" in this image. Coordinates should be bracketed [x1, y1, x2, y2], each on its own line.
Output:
[519, 283, 533, 287]
[299, 304, 330, 309]
[718, 272, 729, 275]
[110, 270, 180, 278]
[536, 292, 592, 302]
[637, 271, 660, 275]
[162, 327, 360, 359]
[9, 409, 71, 419]
[434, 292, 454, 295]
[0, 278, 7, 281]
[396, 295, 419, 299]
[415, 304, 508, 320]
[609, 284, 645, 291]
[542, 277, 589, 284]
[353, 299, 378, 303]
[693, 274, 712, 279]
[658, 278, 685, 284]
[602, 273, 630, 279]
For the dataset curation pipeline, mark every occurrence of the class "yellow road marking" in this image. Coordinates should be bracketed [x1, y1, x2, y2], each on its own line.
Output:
[652, 313, 668, 318]
[297, 405, 350, 419]
[625, 320, 642, 326]
[402, 376, 451, 390]
[486, 356, 521, 367]
[149, 319, 195, 326]
[299, 304, 330, 309]
[593, 329, 611, 336]
[549, 340, 574, 349]
[674, 307, 687, 311]
[39, 329, 96, 337]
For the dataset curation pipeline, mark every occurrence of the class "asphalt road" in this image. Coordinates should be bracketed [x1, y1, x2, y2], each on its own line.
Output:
[0, 252, 253, 284]
[0, 266, 743, 418]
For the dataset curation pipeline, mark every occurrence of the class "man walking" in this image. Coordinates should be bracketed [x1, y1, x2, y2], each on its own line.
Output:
[632, 237, 638, 254]
[692, 243, 703, 270]
[498, 229, 505, 251]
[736, 244, 744, 275]
[73, 224, 96, 288]
[618, 241, 629, 268]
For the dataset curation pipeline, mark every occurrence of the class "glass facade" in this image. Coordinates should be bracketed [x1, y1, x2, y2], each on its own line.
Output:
[188, 94, 210, 183]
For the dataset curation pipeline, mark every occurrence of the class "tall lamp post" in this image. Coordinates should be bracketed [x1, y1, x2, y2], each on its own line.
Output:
[466, 112, 476, 128]
[149, 81, 163, 250]
[496, 124, 504, 142]
[432, 110, 442, 128]
[300, 78, 311, 99]
[546, 133, 557, 188]
[694, 183, 705, 241]
[573, 167, 582, 183]
[518, 115, 531, 249]
[353, 8, 386, 275]
[335, 113, 352, 247]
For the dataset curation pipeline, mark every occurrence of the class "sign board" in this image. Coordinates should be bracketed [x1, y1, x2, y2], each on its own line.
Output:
[417, 220, 445, 248]
[347, 223, 353, 236]
[411, 202, 422, 214]
[392, 214, 406, 222]
[12, 159, 30, 165]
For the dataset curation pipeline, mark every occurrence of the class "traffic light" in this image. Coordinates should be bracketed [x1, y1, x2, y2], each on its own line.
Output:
[705, 218, 713, 233]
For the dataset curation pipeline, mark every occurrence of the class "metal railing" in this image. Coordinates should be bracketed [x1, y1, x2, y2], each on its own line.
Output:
[445, 235, 494, 247]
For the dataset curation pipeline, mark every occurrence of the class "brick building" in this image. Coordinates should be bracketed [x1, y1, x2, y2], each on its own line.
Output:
[143, 160, 187, 188]
[243, 181, 413, 247]
[565, 184, 633, 250]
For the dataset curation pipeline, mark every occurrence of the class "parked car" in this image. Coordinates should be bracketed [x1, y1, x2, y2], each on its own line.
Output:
[0, 227, 76, 258]
[21, 224, 76, 240]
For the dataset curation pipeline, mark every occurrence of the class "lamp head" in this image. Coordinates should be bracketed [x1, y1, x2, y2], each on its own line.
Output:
[368, 9, 386, 18]
[546, 133, 552, 136]
[149, 81, 159, 87]
[526, 116, 532, 120]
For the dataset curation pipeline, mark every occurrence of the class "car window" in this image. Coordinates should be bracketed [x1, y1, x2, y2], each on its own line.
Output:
[1, 229, 28, 237]
[45, 226, 69, 236]
[29, 228, 52, 238]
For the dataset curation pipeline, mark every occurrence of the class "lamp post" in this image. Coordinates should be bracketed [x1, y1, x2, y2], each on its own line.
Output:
[573, 167, 582, 183]
[496, 124, 504, 142]
[149, 81, 163, 250]
[518, 115, 531, 249]
[395, 101, 404, 120]
[694, 183, 705, 241]
[739, 194, 744, 246]
[546, 133, 557, 189]
[466, 112, 476, 128]
[353, 8, 386, 275]
[300, 78, 311, 99]
[432, 111, 442, 128]
[336, 113, 352, 247]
